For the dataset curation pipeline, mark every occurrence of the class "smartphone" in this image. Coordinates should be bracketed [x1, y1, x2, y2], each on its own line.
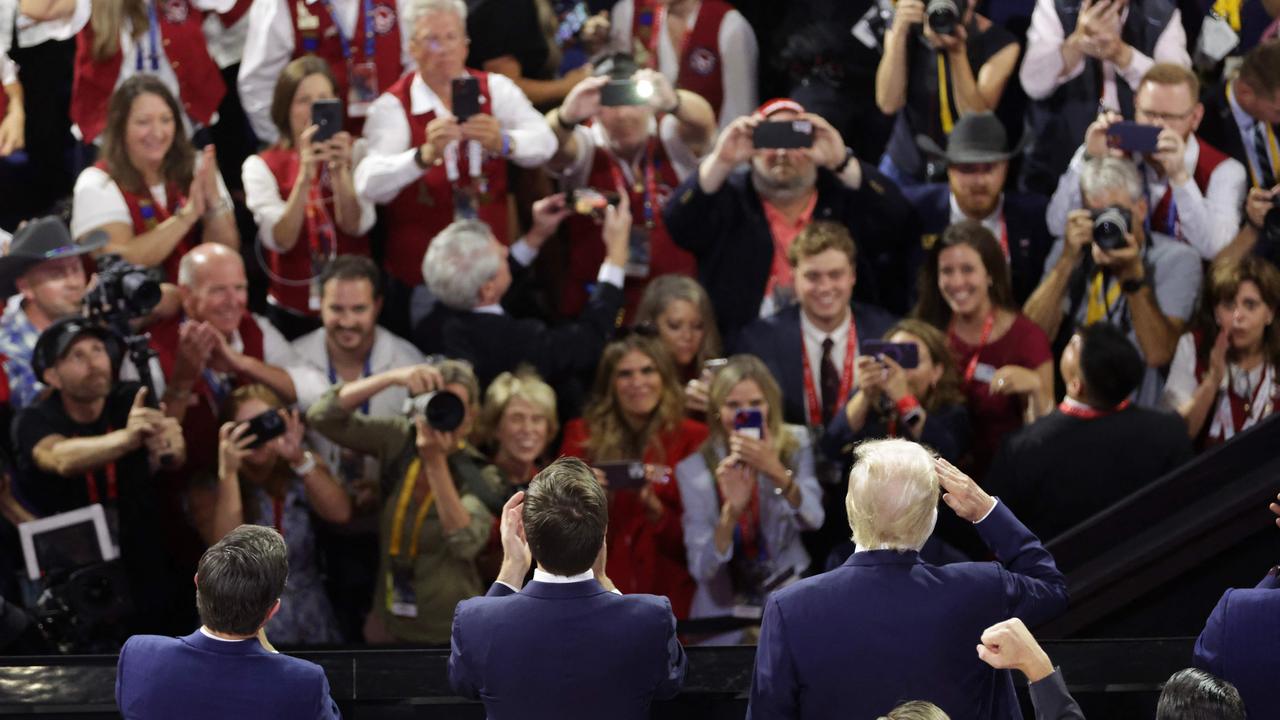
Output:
[451, 76, 481, 121]
[753, 120, 815, 149]
[734, 408, 765, 440]
[1105, 121, 1161, 154]
[311, 99, 343, 143]
[569, 187, 620, 215]
[597, 460, 648, 490]
[243, 408, 286, 449]
[861, 340, 920, 369]
[600, 80, 646, 107]
[702, 358, 728, 376]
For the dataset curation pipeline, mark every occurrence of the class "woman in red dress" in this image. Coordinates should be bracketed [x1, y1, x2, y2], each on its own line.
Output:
[560, 331, 707, 618]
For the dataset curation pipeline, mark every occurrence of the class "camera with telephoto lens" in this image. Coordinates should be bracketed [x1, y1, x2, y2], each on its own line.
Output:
[402, 390, 465, 432]
[83, 254, 162, 322]
[1091, 206, 1133, 251]
[926, 0, 966, 35]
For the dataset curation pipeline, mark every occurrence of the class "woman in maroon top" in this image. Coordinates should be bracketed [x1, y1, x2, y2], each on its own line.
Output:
[913, 220, 1053, 475]
[560, 331, 707, 619]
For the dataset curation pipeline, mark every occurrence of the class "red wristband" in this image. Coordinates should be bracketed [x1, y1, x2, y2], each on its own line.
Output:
[895, 394, 921, 417]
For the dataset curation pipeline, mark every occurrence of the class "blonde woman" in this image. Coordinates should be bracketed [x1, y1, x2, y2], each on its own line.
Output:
[476, 369, 559, 492]
[634, 274, 724, 414]
[675, 354, 822, 642]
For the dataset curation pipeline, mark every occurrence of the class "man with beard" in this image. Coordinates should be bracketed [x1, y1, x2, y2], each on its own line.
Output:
[14, 317, 189, 636]
[288, 254, 423, 641]
[903, 112, 1053, 306]
[663, 98, 914, 346]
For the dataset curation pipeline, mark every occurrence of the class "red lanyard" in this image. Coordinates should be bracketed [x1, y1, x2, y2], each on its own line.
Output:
[648, 4, 692, 69]
[85, 425, 118, 504]
[997, 214, 1009, 260]
[800, 315, 857, 427]
[606, 138, 659, 228]
[951, 313, 995, 384]
[1058, 398, 1131, 419]
[304, 172, 336, 259]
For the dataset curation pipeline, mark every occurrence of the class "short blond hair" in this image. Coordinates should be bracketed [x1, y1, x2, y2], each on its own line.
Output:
[877, 700, 951, 720]
[846, 439, 938, 550]
[1140, 63, 1200, 99]
[787, 220, 857, 268]
[476, 369, 559, 446]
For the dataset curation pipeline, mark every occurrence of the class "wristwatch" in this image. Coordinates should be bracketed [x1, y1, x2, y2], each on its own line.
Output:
[291, 451, 317, 477]
[1120, 275, 1148, 294]
[832, 147, 856, 175]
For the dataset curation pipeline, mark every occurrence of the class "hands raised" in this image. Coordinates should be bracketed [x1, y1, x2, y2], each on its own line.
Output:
[496, 490, 532, 589]
[976, 618, 1055, 683]
[935, 455, 995, 523]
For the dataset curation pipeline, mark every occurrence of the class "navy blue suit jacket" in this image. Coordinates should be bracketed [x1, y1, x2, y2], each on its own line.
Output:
[735, 303, 898, 429]
[115, 631, 340, 719]
[747, 502, 1068, 720]
[900, 184, 1053, 307]
[1193, 570, 1280, 720]
[449, 579, 687, 719]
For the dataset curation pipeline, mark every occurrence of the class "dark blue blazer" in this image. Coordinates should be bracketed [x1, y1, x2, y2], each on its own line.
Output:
[115, 631, 340, 719]
[735, 302, 898, 429]
[448, 579, 687, 719]
[747, 502, 1069, 720]
[1193, 570, 1280, 720]
[900, 184, 1053, 307]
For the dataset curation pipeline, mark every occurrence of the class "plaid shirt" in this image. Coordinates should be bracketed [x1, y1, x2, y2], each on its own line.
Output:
[0, 294, 44, 409]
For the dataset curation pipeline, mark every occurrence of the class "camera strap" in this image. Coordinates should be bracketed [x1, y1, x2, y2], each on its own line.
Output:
[606, 137, 658, 228]
[936, 53, 954, 135]
[1085, 271, 1122, 326]
[327, 354, 373, 414]
[800, 314, 857, 427]
[84, 447, 118, 505]
[388, 457, 435, 561]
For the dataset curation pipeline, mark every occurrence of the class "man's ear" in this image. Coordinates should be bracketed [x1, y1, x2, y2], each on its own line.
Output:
[261, 598, 281, 627]
[41, 366, 61, 390]
[179, 285, 195, 318]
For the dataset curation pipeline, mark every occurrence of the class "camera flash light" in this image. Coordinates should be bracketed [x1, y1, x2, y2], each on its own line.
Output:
[635, 79, 654, 99]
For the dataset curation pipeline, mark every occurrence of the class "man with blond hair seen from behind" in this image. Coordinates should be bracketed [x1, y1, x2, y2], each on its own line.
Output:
[747, 439, 1068, 720]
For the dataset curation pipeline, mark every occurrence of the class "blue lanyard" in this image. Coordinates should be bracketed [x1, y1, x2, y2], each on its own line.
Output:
[328, 352, 373, 414]
[319, 0, 376, 62]
[1166, 193, 1177, 237]
[137, 1, 161, 72]
[202, 368, 232, 408]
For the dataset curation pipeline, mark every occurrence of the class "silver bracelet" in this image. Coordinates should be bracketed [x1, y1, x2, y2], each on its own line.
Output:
[290, 450, 317, 477]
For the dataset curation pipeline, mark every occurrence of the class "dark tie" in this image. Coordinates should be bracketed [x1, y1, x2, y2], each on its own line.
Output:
[820, 337, 839, 422]
[1254, 122, 1276, 188]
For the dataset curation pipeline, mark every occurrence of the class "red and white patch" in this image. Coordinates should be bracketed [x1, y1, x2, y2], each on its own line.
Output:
[162, 0, 190, 24]
[688, 47, 717, 76]
[372, 4, 397, 35]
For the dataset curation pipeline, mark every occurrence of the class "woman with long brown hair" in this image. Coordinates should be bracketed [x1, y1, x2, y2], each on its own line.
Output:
[71, 76, 237, 283]
[559, 331, 707, 618]
[1164, 256, 1280, 449]
[242, 56, 373, 339]
[189, 384, 351, 644]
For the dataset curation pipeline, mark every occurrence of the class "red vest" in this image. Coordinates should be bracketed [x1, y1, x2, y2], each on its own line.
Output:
[562, 134, 694, 320]
[286, 0, 404, 134]
[151, 311, 265, 473]
[71, 0, 226, 143]
[383, 70, 509, 287]
[1191, 329, 1278, 450]
[258, 147, 372, 314]
[1150, 135, 1231, 238]
[631, 0, 730, 121]
[95, 161, 197, 283]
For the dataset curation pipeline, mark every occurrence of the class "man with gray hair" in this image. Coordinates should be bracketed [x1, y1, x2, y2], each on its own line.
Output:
[748, 439, 1067, 720]
[1024, 155, 1202, 406]
[115, 525, 341, 719]
[412, 194, 630, 416]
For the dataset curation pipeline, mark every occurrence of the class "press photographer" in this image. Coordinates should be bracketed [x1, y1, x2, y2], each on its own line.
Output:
[873, 0, 1020, 185]
[13, 317, 189, 643]
[305, 359, 502, 644]
[1024, 156, 1202, 405]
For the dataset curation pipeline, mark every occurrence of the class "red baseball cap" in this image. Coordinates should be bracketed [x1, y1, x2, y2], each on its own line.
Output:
[754, 98, 806, 119]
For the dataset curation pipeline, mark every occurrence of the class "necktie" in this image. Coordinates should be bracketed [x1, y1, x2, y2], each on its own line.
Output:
[1254, 122, 1276, 189]
[820, 337, 839, 423]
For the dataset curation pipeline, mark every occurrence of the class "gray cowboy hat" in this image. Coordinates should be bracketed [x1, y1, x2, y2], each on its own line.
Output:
[915, 112, 1029, 165]
[0, 217, 106, 298]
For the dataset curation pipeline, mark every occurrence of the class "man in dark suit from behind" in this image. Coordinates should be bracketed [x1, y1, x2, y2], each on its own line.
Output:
[115, 525, 340, 720]
[448, 457, 686, 719]
[413, 195, 630, 420]
[904, 112, 1052, 307]
[1196, 40, 1280, 192]
[747, 439, 1069, 720]
[986, 323, 1192, 542]
[1192, 496, 1280, 720]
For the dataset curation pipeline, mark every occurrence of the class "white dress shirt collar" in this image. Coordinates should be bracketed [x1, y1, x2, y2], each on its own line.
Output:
[799, 307, 852, 352]
[1227, 80, 1255, 134]
[532, 568, 595, 584]
[199, 626, 252, 642]
[948, 192, 1005, 238]
[410, 72, 451, 118]
[471, 303, 505, 316]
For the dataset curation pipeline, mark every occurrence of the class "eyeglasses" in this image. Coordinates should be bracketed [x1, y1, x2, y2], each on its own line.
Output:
[413, 32, 466, 51]
[1134, 107, 1195, 123]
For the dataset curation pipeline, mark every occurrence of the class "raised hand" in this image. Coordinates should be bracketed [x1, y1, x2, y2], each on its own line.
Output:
[976, 618, 1055, 682]
[218, 420, 257, 479]
[559, 74, 609, 125]
[935, 455, 995, 522]
[393, 364, 446, 396]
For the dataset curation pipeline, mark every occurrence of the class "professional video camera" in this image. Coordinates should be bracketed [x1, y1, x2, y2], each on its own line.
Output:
[81, 254, 164, 399]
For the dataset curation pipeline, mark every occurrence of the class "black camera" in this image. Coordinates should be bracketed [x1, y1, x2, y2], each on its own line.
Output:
[1091, 206, 1133, 251]
[84, 254, 161, 321]
[243, 408, 287, 449]
[402, 390, 465, 432]
[926, 0, 966, 35]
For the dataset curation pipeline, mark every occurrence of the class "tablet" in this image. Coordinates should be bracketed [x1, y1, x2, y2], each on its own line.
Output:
[19, 504, 118, 581]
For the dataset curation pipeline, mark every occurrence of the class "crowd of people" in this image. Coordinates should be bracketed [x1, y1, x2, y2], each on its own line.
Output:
[0, 0, 1279, 715]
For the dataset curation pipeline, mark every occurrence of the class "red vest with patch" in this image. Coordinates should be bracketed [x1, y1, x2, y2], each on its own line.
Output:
[383, 69, 509, 287]
[562, 133, 693, 320]
[1190, 329, 1279, 450]
[94, 161, 196, 283]
[258, 147, 372, 314]
[1150, 135, 1232, 238]
[631, 0, 730, 121]
[286, 0, 404, 134]
[151, 312, 265, 473]
[71, 0, 226, 143]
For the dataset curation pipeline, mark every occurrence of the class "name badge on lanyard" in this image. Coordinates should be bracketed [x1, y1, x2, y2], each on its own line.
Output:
[318, 0, 380, 115]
